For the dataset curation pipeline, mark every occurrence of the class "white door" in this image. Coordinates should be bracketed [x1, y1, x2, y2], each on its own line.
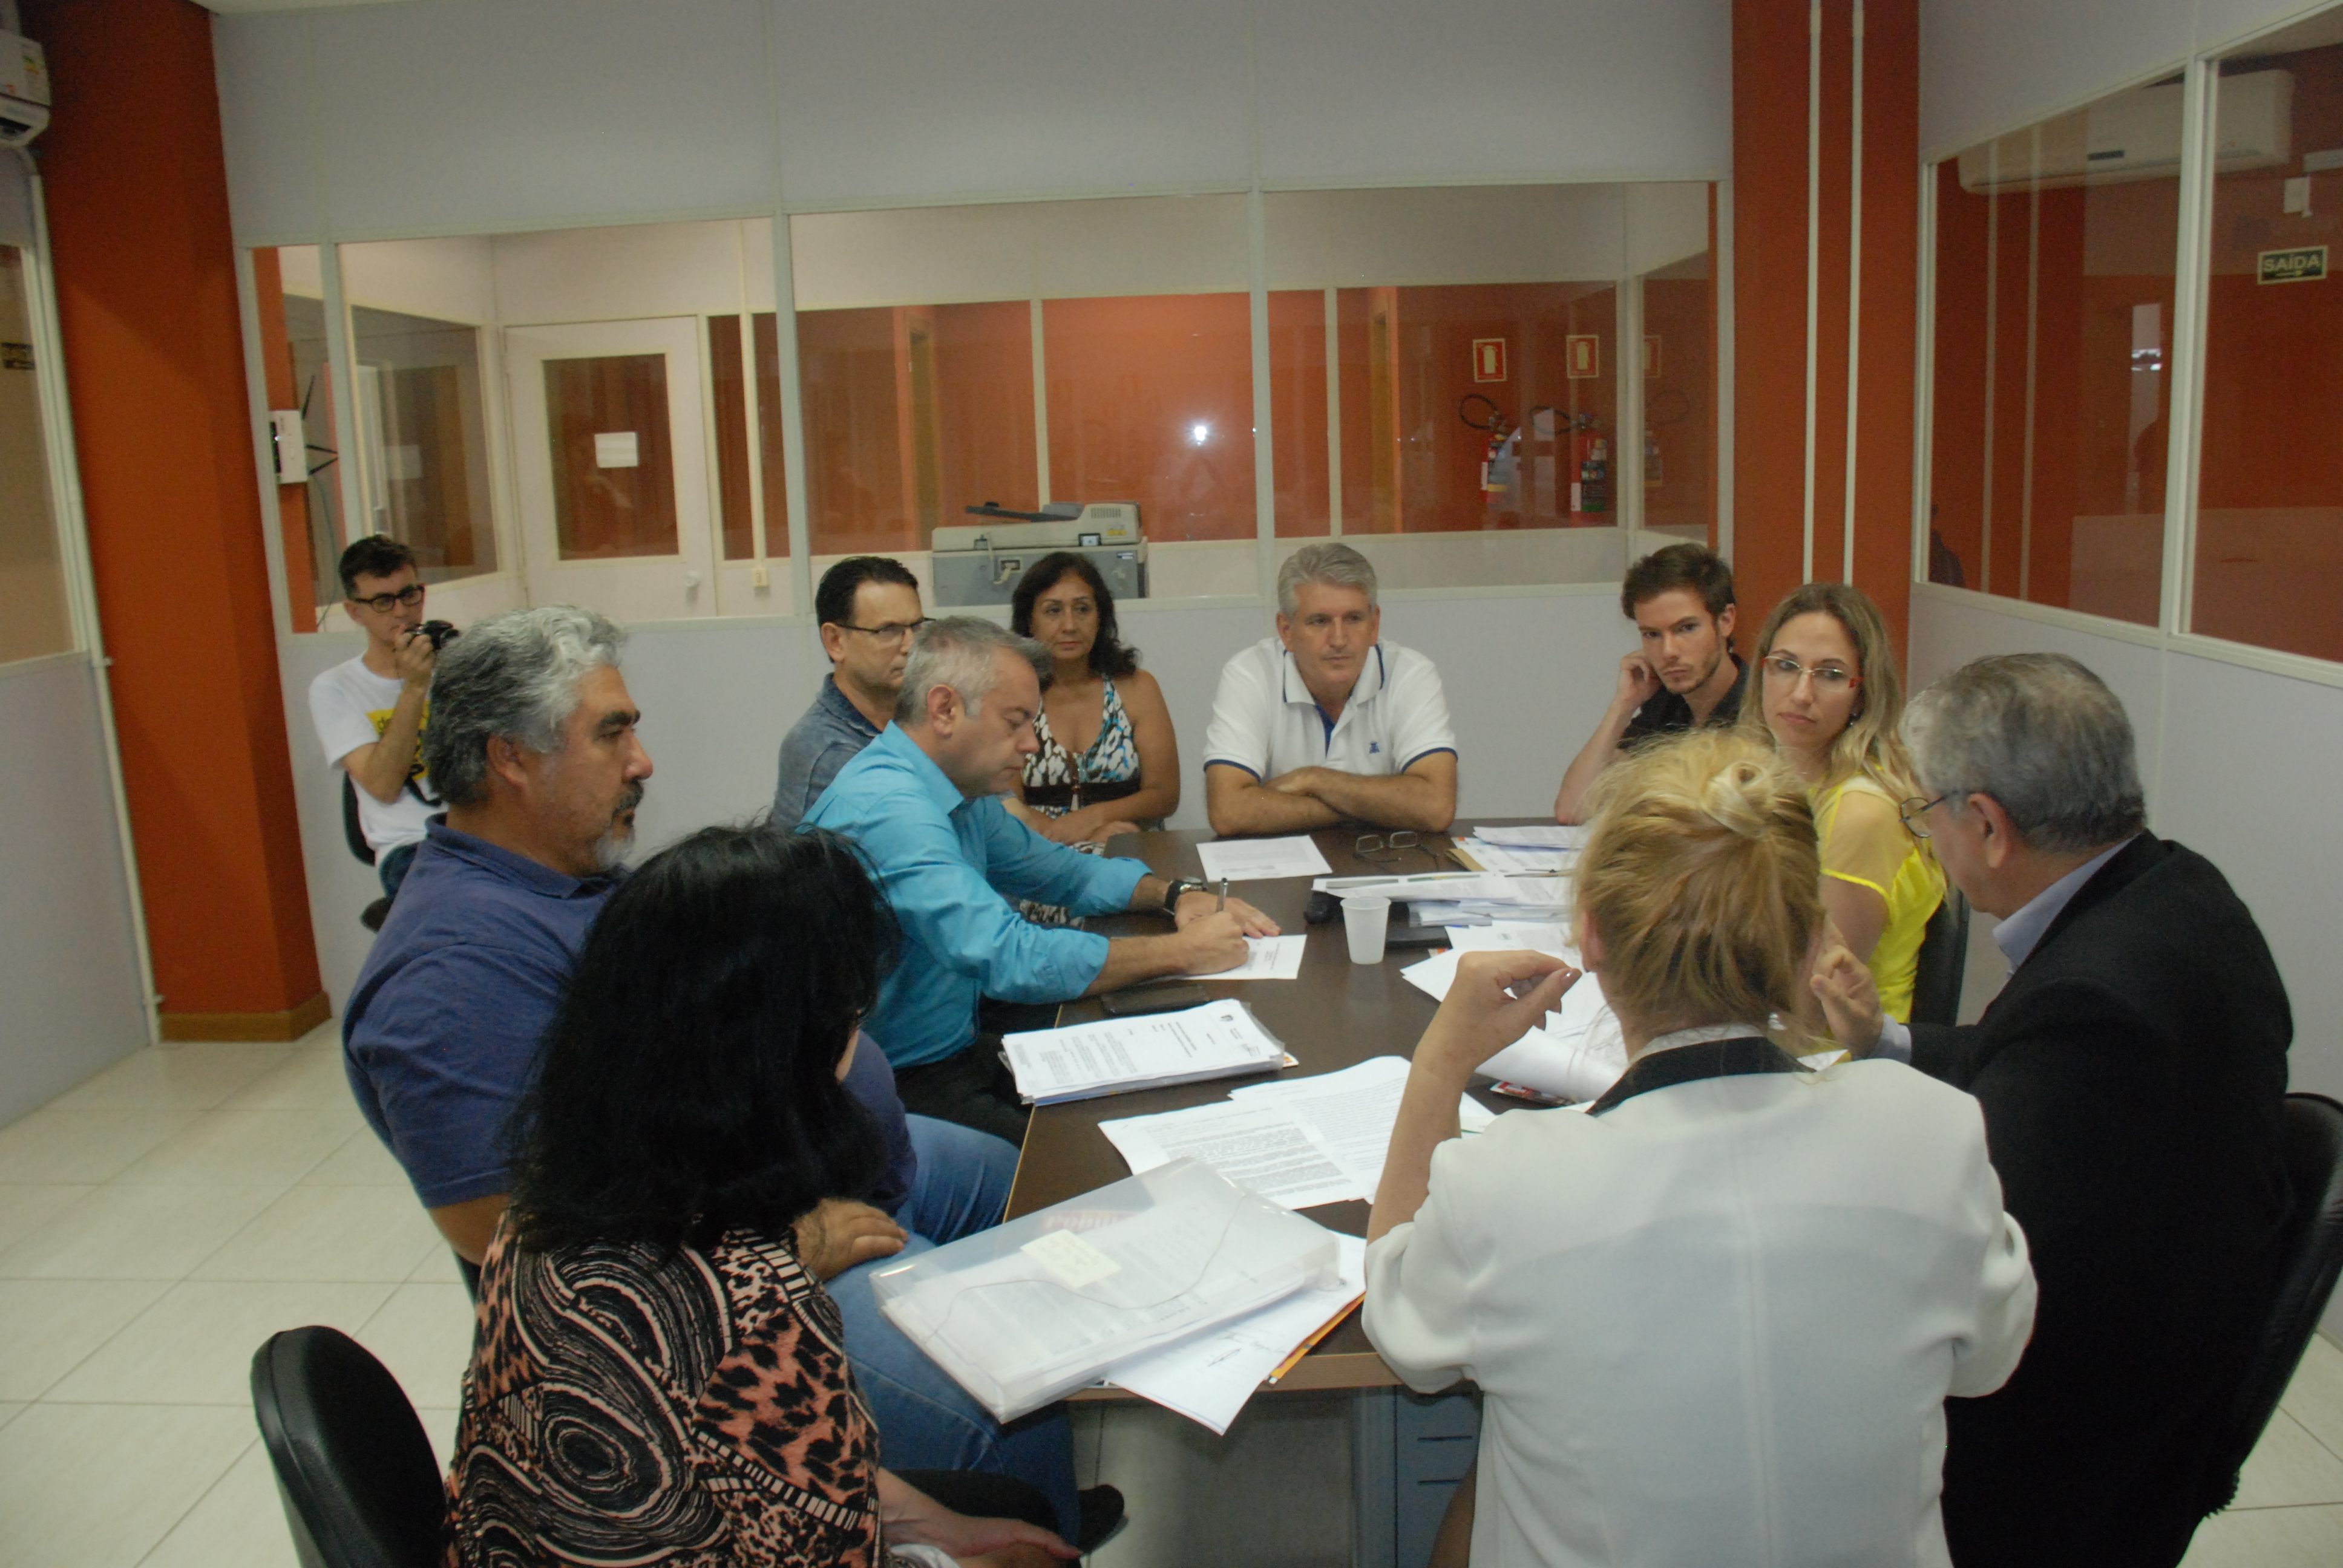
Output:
[503, 318, 716, 622]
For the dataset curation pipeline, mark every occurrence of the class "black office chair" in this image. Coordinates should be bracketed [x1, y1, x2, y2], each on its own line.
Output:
[1907, 889, 1971, 1028]
[251, 1325, 447, 1568]
[2198, 1092, 2343, 1515]
[343, 775, 394, 933]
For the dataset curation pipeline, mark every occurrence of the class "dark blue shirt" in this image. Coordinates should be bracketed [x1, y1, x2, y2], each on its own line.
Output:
[772, 675, 882, 832]
[343, 819, 916, 1210]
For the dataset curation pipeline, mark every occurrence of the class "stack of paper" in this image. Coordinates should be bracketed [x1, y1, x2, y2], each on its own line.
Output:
[1105, 1234, 1368, 1434]
[1196, 835, 1333, 882]
[1002, 999, 1288, 1105]
[1099, 1055, 1498, 1211]
[1476, 823, 1591, 850]
[873, 1158, 1339, 1421]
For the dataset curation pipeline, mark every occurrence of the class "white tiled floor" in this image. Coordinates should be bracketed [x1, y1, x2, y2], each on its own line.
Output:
[1, 1031, 2340, 1568]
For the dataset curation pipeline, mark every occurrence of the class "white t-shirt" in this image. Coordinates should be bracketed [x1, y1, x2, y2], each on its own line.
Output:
[1202, 636, 1457, 781]
[308, 653, 436, 855]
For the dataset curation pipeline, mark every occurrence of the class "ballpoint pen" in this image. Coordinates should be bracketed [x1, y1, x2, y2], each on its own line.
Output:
[1216, 877, 1228, 913]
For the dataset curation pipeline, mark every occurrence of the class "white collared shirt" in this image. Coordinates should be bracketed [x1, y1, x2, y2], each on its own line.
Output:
[1202, 636, 1457, 782]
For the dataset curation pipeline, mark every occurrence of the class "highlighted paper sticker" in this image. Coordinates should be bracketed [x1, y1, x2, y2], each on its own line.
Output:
[1022, 1229, 1121, 1289]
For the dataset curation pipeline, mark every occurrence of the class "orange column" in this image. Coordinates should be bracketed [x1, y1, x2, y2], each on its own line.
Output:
[1734, 0, 1922, 655]
[27, 0, 326, 1039]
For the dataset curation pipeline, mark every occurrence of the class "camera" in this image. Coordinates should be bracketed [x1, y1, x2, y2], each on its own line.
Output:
[415, 619, 460, 652]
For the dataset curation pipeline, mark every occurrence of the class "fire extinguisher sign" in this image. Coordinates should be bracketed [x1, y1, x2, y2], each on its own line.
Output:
[1472, 339, 1507, 382]
[1567, 335, 1600, 379]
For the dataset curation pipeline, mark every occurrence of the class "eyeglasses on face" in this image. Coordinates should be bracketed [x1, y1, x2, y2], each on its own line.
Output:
[1355, 831, 1432, 866]
[1760, 653, 1861, 693]
[350, 583, 425, 614]
[1898, 793, 1951, 838]
[839, 618, 932, 644]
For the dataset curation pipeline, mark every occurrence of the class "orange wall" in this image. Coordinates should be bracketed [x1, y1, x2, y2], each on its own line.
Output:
[28, 0, 322, 1022]
[1733, 0, 1920, 655]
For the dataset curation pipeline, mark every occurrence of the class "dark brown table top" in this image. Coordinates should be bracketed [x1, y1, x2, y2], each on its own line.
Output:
[1006, 823, 1538, 1393]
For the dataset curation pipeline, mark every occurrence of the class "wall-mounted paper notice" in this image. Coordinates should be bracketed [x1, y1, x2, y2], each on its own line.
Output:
[594, 431, 640, 468]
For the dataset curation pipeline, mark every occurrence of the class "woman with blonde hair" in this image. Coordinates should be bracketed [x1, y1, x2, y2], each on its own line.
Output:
[1365, 730, 2034, 1568]
[1739, 580, 1945, 1022]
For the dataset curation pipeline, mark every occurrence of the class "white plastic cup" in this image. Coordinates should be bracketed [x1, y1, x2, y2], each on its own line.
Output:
[1343, 895, 1392, 965]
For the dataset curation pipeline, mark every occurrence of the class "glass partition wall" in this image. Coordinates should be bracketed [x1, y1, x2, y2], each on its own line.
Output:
[1924, 1, 2343, 676]
[252, 184, 1719, 630]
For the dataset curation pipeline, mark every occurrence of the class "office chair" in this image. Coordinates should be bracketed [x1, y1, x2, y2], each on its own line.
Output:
[343, 775, 394, 933]
[2198, 1093, 2343, 1515]
[251, 1325, 447, 1568]
[1907, 889, 1971, 1028]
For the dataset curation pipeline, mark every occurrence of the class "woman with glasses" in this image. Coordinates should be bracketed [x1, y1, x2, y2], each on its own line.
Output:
[1007, 552, 1180, 843]
[1737, 581, 1945, 1022]
[1364, 730, 2034, 1567]
[445, 825, 1080, 1568]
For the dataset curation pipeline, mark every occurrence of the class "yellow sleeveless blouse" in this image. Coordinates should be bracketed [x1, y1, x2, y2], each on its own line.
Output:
[1810, 774, 1947, 1023]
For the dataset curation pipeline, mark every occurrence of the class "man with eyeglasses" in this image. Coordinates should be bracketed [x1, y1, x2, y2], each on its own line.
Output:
[1812, 653, 2291, 1568]
[773, 555, 929, 831]
[307, 535, 440, 903]
[1553, 541, 1743, 823]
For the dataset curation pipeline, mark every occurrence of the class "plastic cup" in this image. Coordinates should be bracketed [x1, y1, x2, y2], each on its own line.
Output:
[1343, 895, 1392, 965]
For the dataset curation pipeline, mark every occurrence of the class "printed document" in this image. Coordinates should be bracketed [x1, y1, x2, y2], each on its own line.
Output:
[1107, 1234, 1368, 1434]
[1002, 999, 1287, 1104]
[1187, 933, 1308, 981]
[1196, 835, 1334, 883]
[1231, 1055, 1496, 1200]
[1100, 1100, 1360, 1210]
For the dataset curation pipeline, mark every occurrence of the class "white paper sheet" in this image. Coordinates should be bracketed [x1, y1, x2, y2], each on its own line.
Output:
[1444, 921, 1577, 959]
[1106, 1235, 1368, 1434]
[1231, 1056, 1496, 1201]
[1458, 839, 1578, 875]
[1002, 999, 1286, 1103]
[1310, 871, 1516, 903]
[1473, 823, 1592, 849]
[1196, 836, 1334, 883]
[1188, 933, 1308, 981]
[1099, 1100, 1360, 1210]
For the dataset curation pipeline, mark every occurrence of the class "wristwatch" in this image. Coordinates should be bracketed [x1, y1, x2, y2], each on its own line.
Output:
[1160, 878, 1208, 916]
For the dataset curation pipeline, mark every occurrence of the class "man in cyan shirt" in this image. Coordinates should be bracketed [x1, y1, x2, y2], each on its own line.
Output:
[1202, 542, 1458, 838]
[807, 616, 1274, 1142]
[343, 605, 1079, 1529]
[772, 555, 925, 832]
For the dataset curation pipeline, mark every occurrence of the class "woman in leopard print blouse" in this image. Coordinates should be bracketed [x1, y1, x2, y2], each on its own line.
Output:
[444, 827, 1075, 1568]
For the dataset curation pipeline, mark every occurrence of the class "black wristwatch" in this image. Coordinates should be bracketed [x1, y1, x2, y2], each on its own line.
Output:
[1160, 878, 1208, 916]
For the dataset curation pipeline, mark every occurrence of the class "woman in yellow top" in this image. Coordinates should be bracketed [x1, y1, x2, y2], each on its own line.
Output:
[1738, 581, 1945, 1021]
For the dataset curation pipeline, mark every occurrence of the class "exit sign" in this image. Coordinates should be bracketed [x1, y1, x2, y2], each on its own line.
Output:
[1472, 338, 1507, 381]
[2259, 246, 2327, 284]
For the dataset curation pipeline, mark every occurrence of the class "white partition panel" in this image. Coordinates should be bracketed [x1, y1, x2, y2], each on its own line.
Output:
[771, 0, 1255, 208]
[0, 657, 149, 1126]
[212, 13, 325, 243]
[1253, 0, 1731, 186]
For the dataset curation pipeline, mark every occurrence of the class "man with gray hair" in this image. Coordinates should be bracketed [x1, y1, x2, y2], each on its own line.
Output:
[805, 615, 1277, 1140]
[1203, 541, 1458, 837]
[1815, 652, 2291, 1568]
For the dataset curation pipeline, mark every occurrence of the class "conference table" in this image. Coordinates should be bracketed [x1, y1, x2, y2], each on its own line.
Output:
[1006, 822, 1548, 1395]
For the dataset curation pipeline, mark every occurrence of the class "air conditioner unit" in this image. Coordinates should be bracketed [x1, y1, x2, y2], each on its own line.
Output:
[1956, 70, 2291, 193]
[0, 32, 47, 148]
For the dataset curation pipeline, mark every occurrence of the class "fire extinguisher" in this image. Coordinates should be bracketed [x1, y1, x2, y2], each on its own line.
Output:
[1574, 434, 1610, 515]
[1460, 394, 1516, 494]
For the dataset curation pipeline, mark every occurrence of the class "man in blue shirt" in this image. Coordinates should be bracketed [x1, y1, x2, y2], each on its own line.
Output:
[343, 606, 1084, 1533]
[771, 555, 925, 832]
[805, 616, 1276, 1141]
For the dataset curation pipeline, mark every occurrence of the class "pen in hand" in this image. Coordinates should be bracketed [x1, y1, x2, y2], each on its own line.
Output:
[1216, 877, 1228, 913]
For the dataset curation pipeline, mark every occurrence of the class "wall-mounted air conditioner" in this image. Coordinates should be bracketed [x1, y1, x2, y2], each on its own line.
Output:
[1957, 70, 2291, 194]
[0, 32, 46, 148]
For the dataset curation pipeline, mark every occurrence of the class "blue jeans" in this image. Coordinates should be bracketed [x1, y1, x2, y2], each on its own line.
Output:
[831, 1115, 1079, 1539]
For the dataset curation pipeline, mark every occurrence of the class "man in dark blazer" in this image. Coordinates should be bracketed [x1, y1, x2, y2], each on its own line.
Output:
[1816, 652, 2292, 1568]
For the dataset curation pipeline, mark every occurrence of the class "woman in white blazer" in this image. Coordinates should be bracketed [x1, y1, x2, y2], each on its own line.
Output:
[1364, 730, 2036, 1568]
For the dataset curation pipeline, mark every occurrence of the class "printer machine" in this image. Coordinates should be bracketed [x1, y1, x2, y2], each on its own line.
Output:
[930, 501, 1145, 609]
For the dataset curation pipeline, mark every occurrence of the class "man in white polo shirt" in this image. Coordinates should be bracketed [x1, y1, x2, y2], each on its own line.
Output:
[1203, 542, 1458, 837]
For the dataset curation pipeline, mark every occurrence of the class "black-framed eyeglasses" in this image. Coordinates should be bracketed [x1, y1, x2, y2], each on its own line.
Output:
[839, 618, 932, 644]
[1356, 831, 1433, 866]
[350, 583, 425, 614]
[1898, 793, 1950, 838]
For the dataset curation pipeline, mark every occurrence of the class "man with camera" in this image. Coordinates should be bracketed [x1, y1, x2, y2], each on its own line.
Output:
[307, 535, 453, 910]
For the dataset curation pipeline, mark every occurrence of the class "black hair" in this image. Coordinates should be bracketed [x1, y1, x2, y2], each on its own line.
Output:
[1621, 541, 1736, 626]
[1009, 552, 1139, 680]
[815, 555, 921, 632]
[504, 825, 896, 1254]
[339, 534, 418, 597]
